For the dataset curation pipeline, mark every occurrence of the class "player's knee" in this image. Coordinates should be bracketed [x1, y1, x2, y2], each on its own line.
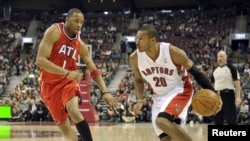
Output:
[66, 104, 74, 113]
[157, 112, 174, 122]
[158, 133, 169, 140]
[66, 105, 81, 120]
[66, 102, 79, 115]
[156, 112, 172, 129]
[156, 112, 181, 125]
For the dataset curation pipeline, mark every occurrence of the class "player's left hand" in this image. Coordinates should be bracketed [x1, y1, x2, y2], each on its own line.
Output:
[103, 93, 119, 110]
[66, 70, 83, 83]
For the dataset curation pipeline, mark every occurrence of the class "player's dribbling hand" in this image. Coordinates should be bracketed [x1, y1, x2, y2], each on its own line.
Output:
[103, 93, 119, 111]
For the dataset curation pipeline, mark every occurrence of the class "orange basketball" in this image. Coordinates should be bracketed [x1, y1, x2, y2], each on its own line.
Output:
[191, 89, 222, 116]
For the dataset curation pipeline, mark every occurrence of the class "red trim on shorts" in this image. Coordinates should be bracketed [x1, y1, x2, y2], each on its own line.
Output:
[164, 72, 193, 118]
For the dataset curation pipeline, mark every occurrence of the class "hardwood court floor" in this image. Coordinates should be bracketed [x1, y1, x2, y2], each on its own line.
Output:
[0, 121, 208, 141]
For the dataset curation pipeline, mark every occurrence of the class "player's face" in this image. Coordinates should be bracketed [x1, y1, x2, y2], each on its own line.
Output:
[136, 31, 153, 52]
[67, 13, 84, 35]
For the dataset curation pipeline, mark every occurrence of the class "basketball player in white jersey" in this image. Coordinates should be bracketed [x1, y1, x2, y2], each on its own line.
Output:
[129, 24, 215, 141]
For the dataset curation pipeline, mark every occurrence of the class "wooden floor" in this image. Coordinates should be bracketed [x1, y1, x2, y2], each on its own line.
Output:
[0, 121, 208, 141]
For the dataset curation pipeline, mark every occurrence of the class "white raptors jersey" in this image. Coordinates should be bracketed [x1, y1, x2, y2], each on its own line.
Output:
[137, 42, 191, 95]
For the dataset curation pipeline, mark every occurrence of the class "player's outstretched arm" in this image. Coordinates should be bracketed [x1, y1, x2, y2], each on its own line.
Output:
[129, 51, 144, 115]
[79, 40, 119, 109]
[169, 45, 215, 91]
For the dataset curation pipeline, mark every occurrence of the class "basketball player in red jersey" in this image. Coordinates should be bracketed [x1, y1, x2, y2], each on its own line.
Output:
[36, 8, 118, 141]
[129, 24, 215, 141]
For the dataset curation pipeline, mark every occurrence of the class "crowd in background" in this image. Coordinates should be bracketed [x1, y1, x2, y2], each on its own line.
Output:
[0, 6, 249, 124]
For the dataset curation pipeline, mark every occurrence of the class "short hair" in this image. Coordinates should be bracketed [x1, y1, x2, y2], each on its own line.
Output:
[138, 24, 157, 38]
[67, 8, 83, 17]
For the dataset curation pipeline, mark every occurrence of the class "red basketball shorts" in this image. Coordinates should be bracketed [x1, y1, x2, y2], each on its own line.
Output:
[40, 80, 80, 125]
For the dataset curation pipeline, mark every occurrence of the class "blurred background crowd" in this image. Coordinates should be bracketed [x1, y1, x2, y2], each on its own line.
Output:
[0, 0, 250, 125]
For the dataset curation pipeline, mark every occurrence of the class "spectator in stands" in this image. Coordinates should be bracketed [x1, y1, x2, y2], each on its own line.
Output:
[35, 99, 48, 121]
[122, 92, 136, 123]
[243, 62, 250, 75]
[35, 8, 118, 141]
[95, 103, 106, 122]
[19, 100, 30, 121]
[136, 98, 150, 122]
[238, 100, 249, 124]
[29, 99, 37, 121]
[90, 87, 98, 106]
[107, 100, 123, 122]
[107, 106, 117, 122]
[9, 105, 22, 122]
[13, 57, 21, 76]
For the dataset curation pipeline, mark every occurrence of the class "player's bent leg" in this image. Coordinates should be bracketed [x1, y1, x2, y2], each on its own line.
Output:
[66, 96, 84, 122]
[58, 118, 78, 141]
[66, 95, 93, 141]
[156, 112, 192, 141]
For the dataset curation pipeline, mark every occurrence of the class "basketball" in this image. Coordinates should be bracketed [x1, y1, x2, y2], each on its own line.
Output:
[191, 89, 222, 116]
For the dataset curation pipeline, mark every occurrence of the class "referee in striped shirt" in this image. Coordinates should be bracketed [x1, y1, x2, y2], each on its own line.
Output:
[211, 50, 242, 125]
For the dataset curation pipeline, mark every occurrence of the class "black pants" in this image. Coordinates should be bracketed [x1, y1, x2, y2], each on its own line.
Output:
[214, 90, 237, 125]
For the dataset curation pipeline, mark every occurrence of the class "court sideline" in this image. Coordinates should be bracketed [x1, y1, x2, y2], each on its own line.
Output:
[0, 121, 208, 141]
